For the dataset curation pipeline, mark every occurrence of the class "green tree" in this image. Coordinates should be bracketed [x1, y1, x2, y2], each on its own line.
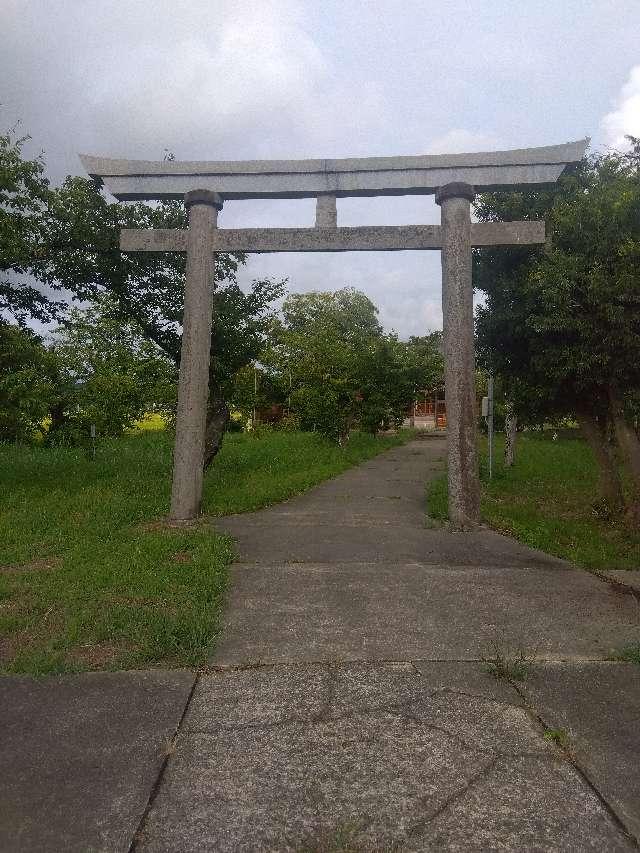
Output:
[273, 289, 382, 440]
[0, 129, 62, 324]
[50, 297, 178, 440]
[271, 288, 444, 440]
[474, 143, 640, 515]
[231, 362, 287, 427]
[0, 322, 59, 441]
[358, 333, 444, 434]
[405, 333, 445, 398]
[38, 175, 285, 464]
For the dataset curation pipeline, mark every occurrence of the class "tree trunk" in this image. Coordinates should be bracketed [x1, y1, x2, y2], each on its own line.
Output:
[609, 387, 640, 522]
[504, 401, 517, 467]
[48, 402, 66, 434]
[203, 385, 229, 470]
[577, 409, 624, 511]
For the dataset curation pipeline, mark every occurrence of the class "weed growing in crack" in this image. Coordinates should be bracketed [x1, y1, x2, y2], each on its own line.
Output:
[608, 644, 640, 666]
[544, 728, 570, 747]
[483, 644, 536, 682]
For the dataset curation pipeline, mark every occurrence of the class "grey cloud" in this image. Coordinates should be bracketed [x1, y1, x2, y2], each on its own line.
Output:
[3, 0, 640, 336]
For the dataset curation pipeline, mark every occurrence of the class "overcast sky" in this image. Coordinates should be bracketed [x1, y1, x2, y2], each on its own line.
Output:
[3, 0, 640, 336]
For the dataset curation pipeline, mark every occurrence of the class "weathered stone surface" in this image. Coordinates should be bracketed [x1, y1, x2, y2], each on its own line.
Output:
[422, 754, 633, 852]
[169, 193, 218, 520]
[120, 227, 188, 251]
[437, 185, 480, 528]
[326, 663, 535, 755]
[213, 559, 639, 665]
[216, 522, 567, 564]
[520, 662, 640, 841]
[315, 193, 337, 227]
[411, 659, 524, 703]
[119, 220, 545, 253]
[214, 438, 561, 563]
[183, 664, 330, 730]
[80, 139, 588, 200]
[0, 670, 194, 853]
[184, 188, 223, 209]
[138, 664, 632, 852]
[139, 443, 638, 852]
[212, 224, 443, 252]
[81, 141, 590, 177]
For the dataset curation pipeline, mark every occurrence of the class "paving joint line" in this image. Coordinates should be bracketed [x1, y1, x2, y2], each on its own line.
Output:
[207, 656, 625, 671]
[128, 672, 200, 853]
[228, 560, 569, 569]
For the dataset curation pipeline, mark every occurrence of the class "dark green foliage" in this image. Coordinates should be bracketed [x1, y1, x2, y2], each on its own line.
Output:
[474, 146, 640, 426]
[0, 322, 59, 441]
[39, 176, 285, 395]
[1, 125, 285, 446]
[484, 645, 534, 682]
[50, 297, 177, 441]
[543, 728, 571, 748]
[0, 129, 62, 324]
[267, 289, 443, 440]
[612, 645, 640, 666]
[474, 144, 640, 515]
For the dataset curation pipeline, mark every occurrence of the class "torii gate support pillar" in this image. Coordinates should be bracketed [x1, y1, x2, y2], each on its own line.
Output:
[170, 189, 223, 522]
[436, 182, 481, 529]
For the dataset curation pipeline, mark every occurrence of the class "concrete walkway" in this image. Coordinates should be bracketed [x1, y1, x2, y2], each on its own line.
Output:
[2, 438, 639, 851]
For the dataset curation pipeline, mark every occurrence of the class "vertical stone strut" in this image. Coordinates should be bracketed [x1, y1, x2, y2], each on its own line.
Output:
[436, 182, 480, 529]
[169, 190, 223, 521]
[315, 194, 337, 228]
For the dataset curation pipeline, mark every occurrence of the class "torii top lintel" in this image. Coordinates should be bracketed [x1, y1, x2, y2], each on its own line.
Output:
[80, 139, 588, 202]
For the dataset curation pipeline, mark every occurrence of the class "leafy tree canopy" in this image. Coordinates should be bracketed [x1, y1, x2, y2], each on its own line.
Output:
[265, 288, 444, 440]
[50, 296, 178, 439]
[0, 129, 62, 324]
[37, 174, 285, 461]
[474, 143, 640, 424]
[474, 141, 640, 513]
[0, 321, 59, 441]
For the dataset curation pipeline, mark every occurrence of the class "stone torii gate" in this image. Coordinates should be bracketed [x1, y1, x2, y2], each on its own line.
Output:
[81, 140, 586, 528]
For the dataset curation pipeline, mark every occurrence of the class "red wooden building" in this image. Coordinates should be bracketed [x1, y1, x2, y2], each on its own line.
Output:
[406, 390, 447, 429]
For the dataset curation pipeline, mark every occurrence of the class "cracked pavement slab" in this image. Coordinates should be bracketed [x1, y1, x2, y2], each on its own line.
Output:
[137, 663, 634, 852]
[212, 559, 639, 665]
[0, 670, 195, 853]
[519, 662, 640, 842]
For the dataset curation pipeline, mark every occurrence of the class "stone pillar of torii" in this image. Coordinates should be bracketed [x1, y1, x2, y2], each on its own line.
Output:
[81, 140, 586, 528]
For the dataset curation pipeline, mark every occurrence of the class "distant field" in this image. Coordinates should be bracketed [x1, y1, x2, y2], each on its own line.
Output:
[0, 429, 409, 675]
[428, 432, 640, 572]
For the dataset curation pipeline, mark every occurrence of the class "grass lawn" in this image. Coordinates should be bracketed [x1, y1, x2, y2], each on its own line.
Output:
[428, 432, 640, 572]
[0, 428, 409, 675]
